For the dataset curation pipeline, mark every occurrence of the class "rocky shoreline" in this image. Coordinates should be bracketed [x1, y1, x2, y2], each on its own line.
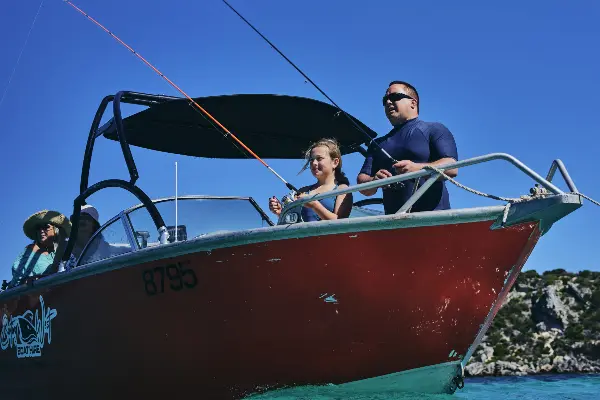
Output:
[465, 269, 600, 377]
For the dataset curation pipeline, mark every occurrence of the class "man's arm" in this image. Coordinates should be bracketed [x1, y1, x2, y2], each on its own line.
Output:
[392, 157, 458, 178]
[357, 173, 377, 196]
[429, 122, 459, 177]
[357, 145, 380, 196]
[429, 157, 458, 178]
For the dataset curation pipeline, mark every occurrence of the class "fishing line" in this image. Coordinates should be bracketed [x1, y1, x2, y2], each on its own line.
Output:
[184, 102, 251, 160]
[0, 0, 45, 110]
[62, 0, 298, 192]
[221, 0, 398, 164]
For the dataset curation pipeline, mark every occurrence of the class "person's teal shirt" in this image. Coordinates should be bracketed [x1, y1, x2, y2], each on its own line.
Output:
[10, 244, 55, 286]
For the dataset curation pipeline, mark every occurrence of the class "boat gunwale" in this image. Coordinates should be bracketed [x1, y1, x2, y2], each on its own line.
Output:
[0, 204, 508, 300]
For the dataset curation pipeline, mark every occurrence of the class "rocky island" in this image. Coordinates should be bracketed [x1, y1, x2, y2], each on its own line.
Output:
[466, 269, 600, 376]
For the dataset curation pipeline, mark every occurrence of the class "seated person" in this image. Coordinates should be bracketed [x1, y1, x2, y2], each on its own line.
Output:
[9, 210, 71, 287]
[64, 204, 131, 268]
[62, 204, 102, 271]
[269, 138, 353, 221]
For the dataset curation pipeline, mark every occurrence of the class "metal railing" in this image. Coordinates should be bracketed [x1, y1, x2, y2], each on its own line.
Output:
[546, 159, 578, 193]
[279, 153, 573, 224]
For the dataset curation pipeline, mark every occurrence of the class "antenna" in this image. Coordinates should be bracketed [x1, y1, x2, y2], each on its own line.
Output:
[175, 161, 178, 242]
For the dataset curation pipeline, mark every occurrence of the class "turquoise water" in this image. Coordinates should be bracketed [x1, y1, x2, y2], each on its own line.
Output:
[247, 374, 600, 399]
[455, 375, 600, 399]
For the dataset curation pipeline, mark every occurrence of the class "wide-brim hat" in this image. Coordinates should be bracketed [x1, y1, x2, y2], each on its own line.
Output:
[23, 210, 72, 241]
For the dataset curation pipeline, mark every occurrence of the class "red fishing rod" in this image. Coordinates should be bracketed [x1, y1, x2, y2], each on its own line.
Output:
[62, 0, 298, 192]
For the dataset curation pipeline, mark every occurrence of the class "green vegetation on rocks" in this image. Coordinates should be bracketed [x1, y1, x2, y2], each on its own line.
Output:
[465, 270, 600, 376]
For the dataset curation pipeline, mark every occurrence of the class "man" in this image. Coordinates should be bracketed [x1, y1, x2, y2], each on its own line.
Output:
[357, 81, 458, 214]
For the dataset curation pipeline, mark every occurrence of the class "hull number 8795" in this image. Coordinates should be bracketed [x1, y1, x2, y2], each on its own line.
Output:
[142, 261, 197, 296]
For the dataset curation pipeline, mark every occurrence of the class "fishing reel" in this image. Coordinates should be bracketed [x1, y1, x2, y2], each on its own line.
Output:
[278, 190, 305, 224]
[280, 190, 296, 206]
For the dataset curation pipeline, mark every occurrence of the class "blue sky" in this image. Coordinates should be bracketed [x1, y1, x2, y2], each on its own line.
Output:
[1, 0, 599, 282]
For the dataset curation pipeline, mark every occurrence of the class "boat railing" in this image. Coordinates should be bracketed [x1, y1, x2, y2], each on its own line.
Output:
[545, 159, 578, 193]
[279, 152, 577, 224]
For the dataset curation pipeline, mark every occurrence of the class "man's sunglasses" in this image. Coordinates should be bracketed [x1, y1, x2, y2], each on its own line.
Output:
[382, 92, 414, 106]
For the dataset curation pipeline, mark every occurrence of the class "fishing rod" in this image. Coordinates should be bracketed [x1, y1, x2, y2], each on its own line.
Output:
[62, 0, 298, 193]
[221, 0, 398, 164]
[0, 0, 45, 110]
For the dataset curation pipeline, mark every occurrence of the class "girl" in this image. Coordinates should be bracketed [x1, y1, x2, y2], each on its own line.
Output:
[269, 138, 353, 221]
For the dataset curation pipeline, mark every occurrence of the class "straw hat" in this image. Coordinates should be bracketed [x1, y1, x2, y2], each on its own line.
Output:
[23, 210, 72, 241]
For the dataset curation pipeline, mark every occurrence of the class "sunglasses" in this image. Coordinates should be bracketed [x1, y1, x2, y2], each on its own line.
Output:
[382, 92, 414, 106]
[37, 224, 53, 232]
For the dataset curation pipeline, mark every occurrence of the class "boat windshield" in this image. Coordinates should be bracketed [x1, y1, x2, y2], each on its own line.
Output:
[77, 196, 272, 266]
[127, 197, 272, 248]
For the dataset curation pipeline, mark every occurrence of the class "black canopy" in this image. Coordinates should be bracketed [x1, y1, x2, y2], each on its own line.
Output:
[103, 94, 377, 159]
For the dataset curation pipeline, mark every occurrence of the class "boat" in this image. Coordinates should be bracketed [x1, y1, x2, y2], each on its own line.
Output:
[0, 90, 586, 399]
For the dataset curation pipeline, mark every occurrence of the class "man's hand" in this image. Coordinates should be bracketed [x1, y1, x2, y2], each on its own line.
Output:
[373, 169, 393, 180]
[373, 169, 394, 189]
[393, 160, 424, 175]
[358, 170, 395, 195]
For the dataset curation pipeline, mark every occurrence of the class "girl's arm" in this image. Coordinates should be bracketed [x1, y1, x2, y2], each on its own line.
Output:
[304, 185, 353, 220]
[333, 185, 353, 219]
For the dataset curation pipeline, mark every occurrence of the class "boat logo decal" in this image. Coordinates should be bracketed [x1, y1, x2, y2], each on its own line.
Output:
[448, 349, 463, 361]
[1, 295, 57, 359]
[319, 293, 338, 304]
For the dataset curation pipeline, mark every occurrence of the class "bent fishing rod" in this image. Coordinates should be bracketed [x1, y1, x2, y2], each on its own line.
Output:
[62, 0, 298, 193]
[221, 0, 398, 165]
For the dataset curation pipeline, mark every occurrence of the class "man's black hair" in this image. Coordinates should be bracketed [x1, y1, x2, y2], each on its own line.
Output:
[389, 80, 419, 113]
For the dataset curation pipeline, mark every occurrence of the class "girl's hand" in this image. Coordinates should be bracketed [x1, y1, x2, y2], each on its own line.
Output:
[268, 196, 282, 215]
[295, 192, 317, 209]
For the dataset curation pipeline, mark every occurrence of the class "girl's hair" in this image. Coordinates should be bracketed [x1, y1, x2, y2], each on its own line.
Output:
[299, 138, 349, 185]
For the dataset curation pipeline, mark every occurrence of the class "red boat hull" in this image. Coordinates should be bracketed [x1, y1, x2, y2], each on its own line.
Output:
[1, 220, 540, 399]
